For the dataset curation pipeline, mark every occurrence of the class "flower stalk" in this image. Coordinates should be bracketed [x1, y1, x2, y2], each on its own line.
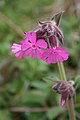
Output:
[57, 62, 76, 120]
[11, 11, 76, 119]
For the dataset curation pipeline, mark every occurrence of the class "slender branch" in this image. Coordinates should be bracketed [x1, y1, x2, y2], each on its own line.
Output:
[57, 62, 76, 120]
[9, 107, 50, 113]
[8, 104, 80, 113]
[67, 99, 76, 120]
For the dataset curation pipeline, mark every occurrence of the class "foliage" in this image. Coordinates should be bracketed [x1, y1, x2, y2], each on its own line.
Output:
[0, 0, 80, 120]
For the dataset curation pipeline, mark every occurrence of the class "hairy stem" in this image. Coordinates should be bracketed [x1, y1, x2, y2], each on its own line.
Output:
[57, 62, 76, 120]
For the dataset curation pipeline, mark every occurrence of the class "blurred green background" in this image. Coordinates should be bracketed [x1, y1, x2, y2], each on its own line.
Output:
[0, 0, 80, 120]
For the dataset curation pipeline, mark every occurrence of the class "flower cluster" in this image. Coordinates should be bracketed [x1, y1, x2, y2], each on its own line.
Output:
[11, 21, 69, 64]
[52, 80, 75, 107]
[11, 32, 47, 59]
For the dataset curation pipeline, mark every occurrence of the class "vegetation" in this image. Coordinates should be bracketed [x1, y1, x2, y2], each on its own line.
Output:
[0, 0, 80, 120]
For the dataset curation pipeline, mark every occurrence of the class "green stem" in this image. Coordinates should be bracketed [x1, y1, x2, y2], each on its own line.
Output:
[57, 62, 66, 81]
[57, 62, 76, 120]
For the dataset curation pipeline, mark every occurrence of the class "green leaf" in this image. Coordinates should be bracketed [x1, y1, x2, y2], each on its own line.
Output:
[22, 90, 47, 105]
[46, 106, 66, 120]
[31, 81, 50, 92]
[75, 75, 80, 89]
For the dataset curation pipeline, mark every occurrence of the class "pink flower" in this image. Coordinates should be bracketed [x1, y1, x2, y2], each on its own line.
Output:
[11, 43, 25, 59]
[42, 46, 69, 64]
[21, 32, 47, 59]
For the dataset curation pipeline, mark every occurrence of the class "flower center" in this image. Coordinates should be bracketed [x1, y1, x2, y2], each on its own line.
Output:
[32, 44, 36, 49]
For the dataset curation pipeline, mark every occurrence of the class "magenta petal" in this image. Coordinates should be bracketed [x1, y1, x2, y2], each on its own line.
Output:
[20, 40, 28, 44]
[42, 47, 69, 64]
[61, 47, 67, 51]
[58, 52, 69, 61]
[11, 43, 21, 54]
[21, 40, 31, 51]
[11, 43, 21, 48]
[52, 54, 57, 63]
[41, 50, 49, 60]
[36, 48, 44, 59]
[56, 47, 68, 51]
[61, 100, 66, 107]
[46, 53, 57, 64]
[36, 39, 47, 48]
[54, 47, 69, 62]
[25, 32, 32, 42]
[25, 32, 36, 43]
[31, 50, 35, 59]
[11, 43, 25, 59]
[55, 53, 64, 62]
[15, 51, 24, 59]
[25, 48, 35, 59]
[42, 49, 57, 64]
[31, 32, 36, 43]
[25, 48, 32, 56]
[46, 55, 53, 64]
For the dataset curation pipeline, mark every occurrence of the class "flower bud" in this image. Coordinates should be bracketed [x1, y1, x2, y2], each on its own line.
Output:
[35, 20, 64, 47]
[52, 80, 75, 107]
